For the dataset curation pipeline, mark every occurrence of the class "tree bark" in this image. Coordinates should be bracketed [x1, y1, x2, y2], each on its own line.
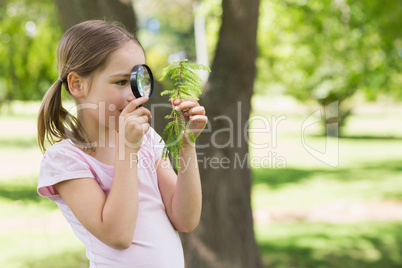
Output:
[180, 0, 262, 267]
[54, 0, 137, 32]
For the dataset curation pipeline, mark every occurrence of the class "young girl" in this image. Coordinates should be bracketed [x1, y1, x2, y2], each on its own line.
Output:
[37, 20, 206, 267]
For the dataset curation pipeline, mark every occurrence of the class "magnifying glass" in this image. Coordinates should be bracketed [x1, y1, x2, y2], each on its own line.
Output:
[130, 64, 154, 99]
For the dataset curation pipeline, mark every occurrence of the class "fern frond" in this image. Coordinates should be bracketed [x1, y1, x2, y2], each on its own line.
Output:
[160, 89, 176, 96]
[182, 74, 202, 87]
[160, 65, 178, 81]
[182, 63, 211, 72]
[159, 59, 211, 171]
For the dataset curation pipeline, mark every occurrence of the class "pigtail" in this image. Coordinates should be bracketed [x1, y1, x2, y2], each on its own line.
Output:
[37, 79, 90, 153]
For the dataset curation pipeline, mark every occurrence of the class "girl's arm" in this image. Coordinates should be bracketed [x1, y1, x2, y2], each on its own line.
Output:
[54, 146, 139, 249]
[156, 146, 202, 232]
[156, 99, 207, 232]
[54, 97, 151, 249]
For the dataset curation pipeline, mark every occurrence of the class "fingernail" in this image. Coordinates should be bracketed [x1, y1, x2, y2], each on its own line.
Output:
[174, 99, 180, 104]
[175, 106, 180, 111]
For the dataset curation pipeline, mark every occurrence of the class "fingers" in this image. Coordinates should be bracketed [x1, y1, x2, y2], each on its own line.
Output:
[188, 114, 208, 123]
[173, 99, 199, 111]
[184, 114, 208, 142]
[126, 114, 150, 124]
[123, 111, 151, 135]
[122, 105, 152, 123]
[133, 107, 152, 119]
[173, 99, 205, 116]
[119, 98, 152, 145]
[186, 106, 205, 117]
[122, 97, 150, 115]
[171, 98, 208, 143]
[122, 114, 150, 146]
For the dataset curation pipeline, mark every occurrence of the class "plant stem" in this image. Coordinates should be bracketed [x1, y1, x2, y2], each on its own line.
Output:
[174, 60, 184, 132]
[176, 60, 183, 99]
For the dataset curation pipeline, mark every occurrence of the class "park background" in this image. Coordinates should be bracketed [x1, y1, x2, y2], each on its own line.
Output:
[1, 0, 402, 267]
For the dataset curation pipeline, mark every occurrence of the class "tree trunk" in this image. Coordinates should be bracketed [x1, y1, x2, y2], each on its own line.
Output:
[54, 0, 137, 32]
[180, 0, 262, 267]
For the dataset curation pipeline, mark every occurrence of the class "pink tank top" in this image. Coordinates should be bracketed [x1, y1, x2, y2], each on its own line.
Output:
[38, 127, 184, 267]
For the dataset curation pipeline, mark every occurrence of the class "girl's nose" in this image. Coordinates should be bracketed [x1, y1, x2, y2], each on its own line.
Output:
[127, 89, 135, 102]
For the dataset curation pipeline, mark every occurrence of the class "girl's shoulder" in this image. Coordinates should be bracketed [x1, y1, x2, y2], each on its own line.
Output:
[41, 138, 93, 168]
[38, 139, 96, 200]
[43, 139, 87, 160]
[40, 139, 98, 181]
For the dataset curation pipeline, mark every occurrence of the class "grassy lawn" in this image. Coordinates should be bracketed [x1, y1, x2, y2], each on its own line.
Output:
[256, 221, 402, 268]
[1, 99, 401, 267]
[250, 96, 402, 267]
[253, 161, 402, 267]
[0, 177, 87, 267]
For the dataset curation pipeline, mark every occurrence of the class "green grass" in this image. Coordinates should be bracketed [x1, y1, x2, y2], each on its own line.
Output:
[252, 158, 402, 267]
[1, 99, 402, 267]
[252, 160, 402, 210]
[256, 222, 402, 268]
[250, 97, 402, 267]
[0, 176, 86, 267]
[0, 177, 58, 217]
[0, 230, 86, 268]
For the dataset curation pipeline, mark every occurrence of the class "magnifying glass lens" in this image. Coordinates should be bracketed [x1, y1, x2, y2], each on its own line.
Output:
[138, 66, 151, 96]
[130, 64, 154, 99]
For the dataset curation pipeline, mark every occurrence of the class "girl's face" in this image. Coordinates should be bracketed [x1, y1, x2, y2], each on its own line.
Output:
[79, 41, 145, 132]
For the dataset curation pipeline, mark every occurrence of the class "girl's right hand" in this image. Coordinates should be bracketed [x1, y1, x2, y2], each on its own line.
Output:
[119, 97, 152, 150]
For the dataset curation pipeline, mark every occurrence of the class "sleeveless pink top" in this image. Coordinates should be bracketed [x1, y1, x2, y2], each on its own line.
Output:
[38, 127, 184, 267]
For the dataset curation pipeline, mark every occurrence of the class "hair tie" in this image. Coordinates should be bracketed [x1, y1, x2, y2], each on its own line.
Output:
[58, 77, 64, 83]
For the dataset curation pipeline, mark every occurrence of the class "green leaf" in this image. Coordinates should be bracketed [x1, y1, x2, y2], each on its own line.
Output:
[159, 59, 211, 171]
[183, 63, 211, 72]
[188, 132, 195, 142]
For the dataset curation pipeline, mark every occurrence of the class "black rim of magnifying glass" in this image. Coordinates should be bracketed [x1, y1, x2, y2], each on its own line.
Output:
[130, 64, 154, 99]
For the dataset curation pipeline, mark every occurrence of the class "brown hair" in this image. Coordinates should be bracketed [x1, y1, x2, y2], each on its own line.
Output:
[37, 20, 141, 153]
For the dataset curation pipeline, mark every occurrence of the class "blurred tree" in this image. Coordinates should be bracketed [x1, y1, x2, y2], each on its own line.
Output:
[135, 0, 196, 58]
[256, 0, 402, 136]
[0, 0, 60, 104]
[132, 0, 197, 88]
[182, 0, 262, 266]
[53, 0, 137, 32]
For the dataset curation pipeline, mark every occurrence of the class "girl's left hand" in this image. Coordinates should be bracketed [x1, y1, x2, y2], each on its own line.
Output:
[172, 98, 208, 146]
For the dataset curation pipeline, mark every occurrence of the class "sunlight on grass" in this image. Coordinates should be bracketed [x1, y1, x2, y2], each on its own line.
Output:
[255, 222, 402, 268]
[249, 96, 402, 267]
[0, 230, 86, 268]
[0, 177, 57, 218]
[252, 163, 402, 210]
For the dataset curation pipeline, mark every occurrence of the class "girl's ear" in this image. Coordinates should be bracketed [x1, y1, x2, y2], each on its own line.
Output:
[67, 72, 86, 99]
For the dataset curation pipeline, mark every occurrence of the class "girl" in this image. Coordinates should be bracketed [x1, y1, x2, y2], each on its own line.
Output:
[37, 20, 206, 267]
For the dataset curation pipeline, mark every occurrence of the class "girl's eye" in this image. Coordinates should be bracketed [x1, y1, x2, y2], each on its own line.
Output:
[116, 80, 128, 86]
